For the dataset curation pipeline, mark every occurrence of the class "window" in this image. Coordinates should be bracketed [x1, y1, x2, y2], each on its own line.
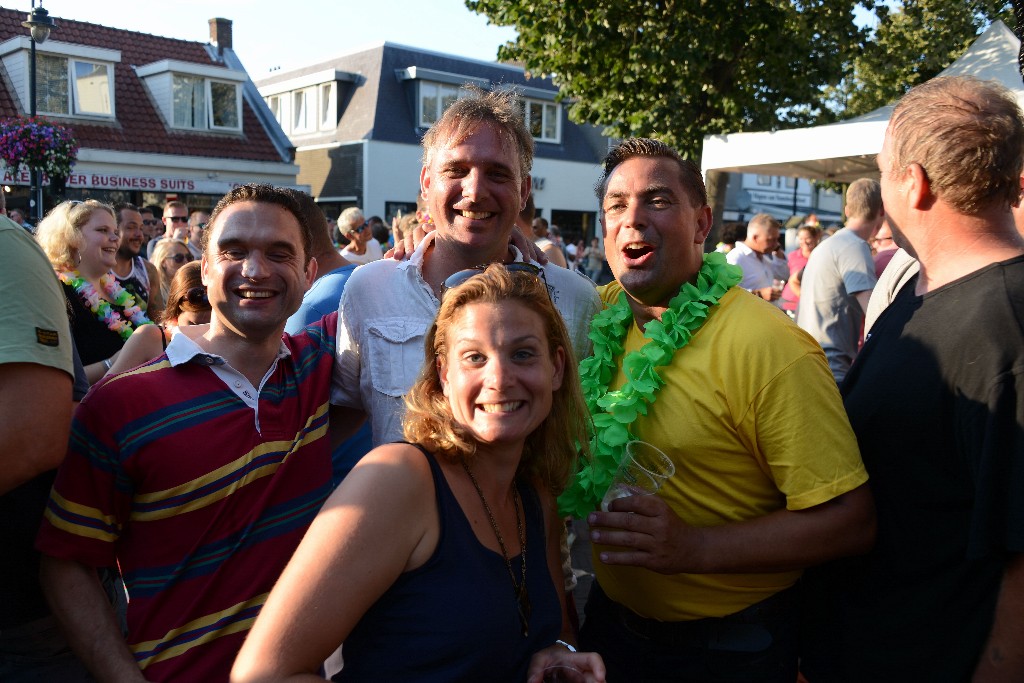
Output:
[209, 81, 239, 129]
[267, 94, 284, 126]
[292, 87, 315, 133]
[784, 177, 796, 189]
[171, 74, 241, 131]
[757, 175, 772, 186]
[419, 82, 461, 127]
[319, 82, 335, 129]
[173, 75, 205, 128]
[35, 54, 114, 117]
[521, 98, 560, 143]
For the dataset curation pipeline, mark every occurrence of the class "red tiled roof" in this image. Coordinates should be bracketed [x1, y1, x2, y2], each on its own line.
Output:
[0, 8, 284, 163]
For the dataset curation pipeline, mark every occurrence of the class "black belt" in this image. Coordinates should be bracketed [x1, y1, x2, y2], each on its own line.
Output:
[590, 582, 797, 652]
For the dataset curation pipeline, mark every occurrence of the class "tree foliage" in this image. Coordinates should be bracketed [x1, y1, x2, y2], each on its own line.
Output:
[838, 0, 1013, 116]
[467, 0, 868, 162]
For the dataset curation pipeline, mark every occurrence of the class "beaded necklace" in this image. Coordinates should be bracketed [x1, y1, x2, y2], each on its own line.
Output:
[557, 252, 742, 517]
[58, 270, 152, 341]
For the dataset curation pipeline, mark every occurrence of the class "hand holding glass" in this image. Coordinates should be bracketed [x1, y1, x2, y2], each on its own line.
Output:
[600, 441, 675, 512]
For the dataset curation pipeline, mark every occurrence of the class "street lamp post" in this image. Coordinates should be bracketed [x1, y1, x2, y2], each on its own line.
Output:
[22, 1, 56, 224]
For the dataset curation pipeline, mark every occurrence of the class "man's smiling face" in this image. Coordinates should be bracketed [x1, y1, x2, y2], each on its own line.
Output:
[420, 123, 529, 263]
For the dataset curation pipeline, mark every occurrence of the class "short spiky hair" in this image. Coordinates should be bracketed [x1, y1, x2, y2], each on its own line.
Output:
[888, 76, 1024, 214]
[421, 85, 534, 180]
[595, 137, 706, 207]
[202, 184, 312, 263]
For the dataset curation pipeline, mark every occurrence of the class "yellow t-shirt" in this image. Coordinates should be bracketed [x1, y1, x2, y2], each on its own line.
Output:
[592, 283, 867, 621]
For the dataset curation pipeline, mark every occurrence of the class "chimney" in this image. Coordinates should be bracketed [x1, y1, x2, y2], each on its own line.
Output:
[209, 18, 232, 54]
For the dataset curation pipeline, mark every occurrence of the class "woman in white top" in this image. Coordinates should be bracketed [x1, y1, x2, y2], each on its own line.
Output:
[338, 207, 383, 265]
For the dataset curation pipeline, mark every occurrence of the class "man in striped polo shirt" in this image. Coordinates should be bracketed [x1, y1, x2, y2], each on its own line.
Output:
[37, 185, 337, 682]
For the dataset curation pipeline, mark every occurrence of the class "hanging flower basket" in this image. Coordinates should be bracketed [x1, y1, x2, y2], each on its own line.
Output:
[0, 116, 79, 180]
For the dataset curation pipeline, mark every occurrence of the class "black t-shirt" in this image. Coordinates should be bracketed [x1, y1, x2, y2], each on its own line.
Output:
[804, 256, 1024, 682]
[63, 282, 127, 365]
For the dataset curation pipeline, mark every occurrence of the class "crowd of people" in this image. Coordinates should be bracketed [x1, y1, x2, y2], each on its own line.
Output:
[1, 75, 1022, 683]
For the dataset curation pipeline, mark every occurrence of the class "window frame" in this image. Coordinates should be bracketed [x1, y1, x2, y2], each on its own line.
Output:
[418, 81, 463, 128]
[521, 97, 561, 144]
[35, 54, 115, 119]
[207, 78, 242, 132]
[169, 73, 242, 132]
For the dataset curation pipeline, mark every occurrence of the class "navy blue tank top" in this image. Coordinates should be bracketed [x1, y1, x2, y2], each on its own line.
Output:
[334, 445, 561, 681]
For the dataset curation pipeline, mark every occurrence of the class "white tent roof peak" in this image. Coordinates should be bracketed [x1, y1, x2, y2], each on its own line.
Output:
[701, 20, 1023, 183]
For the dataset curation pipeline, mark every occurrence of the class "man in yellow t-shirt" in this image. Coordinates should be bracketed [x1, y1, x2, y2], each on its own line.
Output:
[578, 138, 874, 682]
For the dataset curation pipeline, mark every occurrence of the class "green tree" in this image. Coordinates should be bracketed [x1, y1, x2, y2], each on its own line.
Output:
[467, 0, 868, 230]
[839, 0, 1013, 116]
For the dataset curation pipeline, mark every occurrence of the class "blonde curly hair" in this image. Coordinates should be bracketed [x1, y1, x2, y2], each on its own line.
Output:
[35, 199, 116, 270]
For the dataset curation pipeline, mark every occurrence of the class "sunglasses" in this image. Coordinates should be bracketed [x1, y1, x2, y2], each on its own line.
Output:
[441, 262, 548, 299]
[142, 219, 160, 226]
[165, 253, 190, 264]
[168, 216, 189, 223]
[180, 286, 208, 307]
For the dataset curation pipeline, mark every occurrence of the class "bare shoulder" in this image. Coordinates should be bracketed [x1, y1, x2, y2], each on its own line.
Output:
[327, 442, 435, 508]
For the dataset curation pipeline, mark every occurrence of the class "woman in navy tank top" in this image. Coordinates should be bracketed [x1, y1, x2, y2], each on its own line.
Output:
[234, 265, 606, 682]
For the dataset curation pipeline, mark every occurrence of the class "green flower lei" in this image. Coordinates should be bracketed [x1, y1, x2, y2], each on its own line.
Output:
[557, 252, 742, 518]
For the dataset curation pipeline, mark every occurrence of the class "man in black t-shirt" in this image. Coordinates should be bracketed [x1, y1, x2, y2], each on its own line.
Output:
[802, 76, 1024, 682]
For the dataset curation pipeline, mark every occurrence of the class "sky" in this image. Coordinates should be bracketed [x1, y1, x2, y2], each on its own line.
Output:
[23, 0, 519, 77]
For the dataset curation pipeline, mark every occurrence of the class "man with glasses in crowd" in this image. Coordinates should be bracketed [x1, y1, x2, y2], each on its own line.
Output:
[147, 200, 190, 259]
[186, 210, 211, 260]
[138, 206, 160, 243]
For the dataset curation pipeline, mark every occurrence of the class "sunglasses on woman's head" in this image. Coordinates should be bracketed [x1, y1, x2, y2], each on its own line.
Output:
[440, 262, 548, 299]
[165, 253, 189, 264]
[180, 286, 208, 307]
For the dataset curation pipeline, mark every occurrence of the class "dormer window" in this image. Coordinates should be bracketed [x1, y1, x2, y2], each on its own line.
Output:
[0, 38, 119, 120]
[138, 59, 246, 133]
[37, 54, 114, 117]
[257, 69, 353, 136]
[419, 82, 463, 127]
[172, 74, 241, 130]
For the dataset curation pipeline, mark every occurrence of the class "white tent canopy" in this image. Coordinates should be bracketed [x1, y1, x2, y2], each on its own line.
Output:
[700, 21, 1024, 183]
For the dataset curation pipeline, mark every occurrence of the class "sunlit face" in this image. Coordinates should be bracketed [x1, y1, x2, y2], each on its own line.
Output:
[189, 211, 210, 245]
[797, 228, 819, 255]
[421, 124, 529, 263]
[164, 206, 190, 240]
[201, 201, 315, 343]
[749, 225, 779, 255]
[117, 209, 143, 258]
[872, 225, 895, 252]
[601, 156, 712, 310]
[161, 243, 191, 280]
[140, 212, 158, 240]
[78, 210, 120, 276]
[438, 301, 565, 451]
